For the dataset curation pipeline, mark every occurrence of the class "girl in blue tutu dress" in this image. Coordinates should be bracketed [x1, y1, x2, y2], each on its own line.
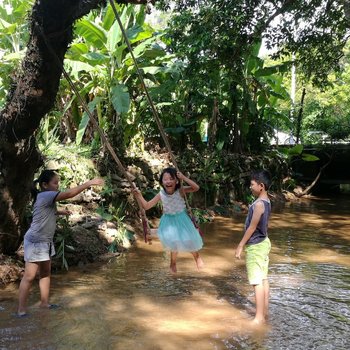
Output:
[134, 167, 204, 273]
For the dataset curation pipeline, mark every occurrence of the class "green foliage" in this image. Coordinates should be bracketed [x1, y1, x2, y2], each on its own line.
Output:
[96, 205, 114, 221]
[191, 208, 212, 224]
[108, 225, 134, 253]
[76, 97, 102, 146]
[278, 144, 319, 162]
[302, 98, 350, 143]
[60, 2, 179, 153]
[245, 194, 256, 205]
[39, 141, 99, 190]
[155, 1, 301, 152]
[0, 0, 33, 107]
[55, 217, 75, 270]
[96, 200, 134, 253]
[155, 0, 349, 152]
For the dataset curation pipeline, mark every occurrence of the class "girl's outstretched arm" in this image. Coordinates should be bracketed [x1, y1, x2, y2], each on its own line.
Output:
[55, 178, 104, 202]
[133, 188, 161, 211]
[56, 209, 72, 216]
[177, 171, 200, 193]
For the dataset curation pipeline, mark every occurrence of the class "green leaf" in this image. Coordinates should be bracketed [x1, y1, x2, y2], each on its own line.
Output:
[216, 140, 225, 151]
[0, 19, 17, 34]
[165, 126, 186, 134]
[142, 66, 164, 75]
[107, 19, 123, 53]
[65, 60, 95, 79]
[3, 51, 24, 61]
[96, 207, 114, 221]
[66, 43, 89, 59]
[136, 5, 147, 25]
[128, 37, 156, 58]
[102, 3, 117, 31]
[81, 52, 109, 65]
[111, 84, 130, 114]
[126, 24, 144, 41]
[129, 25, 154, 44]
[269, 90, 286, 100]
[115, 44, 127, 65]
[302, 153, 319, 162]
[288, 144, 304, 155]
[257, 94, 268, 107]
[255, 66, 280, 77]
[251, 40, 262, 57]
[75, 19, 107, 49]
[76, 97, 102, 145]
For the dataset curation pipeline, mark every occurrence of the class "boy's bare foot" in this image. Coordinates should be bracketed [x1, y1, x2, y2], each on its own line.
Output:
[251, 317, 266, 325]
[16, 311, 27, 317]
[170, 263, 177, 274]
[195, 256, 204, 270]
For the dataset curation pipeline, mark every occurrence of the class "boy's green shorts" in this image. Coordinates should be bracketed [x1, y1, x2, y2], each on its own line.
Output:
[245, 237, 271, 285]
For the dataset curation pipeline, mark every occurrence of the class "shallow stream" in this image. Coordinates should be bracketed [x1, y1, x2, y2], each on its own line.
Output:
[1, 196, 349, 349]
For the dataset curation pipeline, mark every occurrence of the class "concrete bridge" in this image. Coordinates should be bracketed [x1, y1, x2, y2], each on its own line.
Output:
[289, 144, 350, 187]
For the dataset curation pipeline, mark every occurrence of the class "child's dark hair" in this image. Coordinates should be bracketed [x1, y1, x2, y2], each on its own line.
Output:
[251, 170, 271, 191]
[31, 170, 58, 203]
[159, 167, 181, 191]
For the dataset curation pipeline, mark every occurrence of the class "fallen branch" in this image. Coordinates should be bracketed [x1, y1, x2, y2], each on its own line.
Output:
[296, 151, 334, 197]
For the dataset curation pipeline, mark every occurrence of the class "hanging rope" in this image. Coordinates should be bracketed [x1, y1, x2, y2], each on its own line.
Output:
[109, 0, 197, 221]
[109, 0, 178, 168]
[37, 25, 151, 243]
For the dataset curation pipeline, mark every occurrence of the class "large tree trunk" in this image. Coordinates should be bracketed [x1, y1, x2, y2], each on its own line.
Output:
[0, 0, 148, 255]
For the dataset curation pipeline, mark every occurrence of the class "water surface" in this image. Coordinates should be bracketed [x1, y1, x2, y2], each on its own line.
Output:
[0, 196, 349, 349]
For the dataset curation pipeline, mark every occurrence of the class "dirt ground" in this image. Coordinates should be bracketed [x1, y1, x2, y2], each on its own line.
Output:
[0, 212, 140, 286]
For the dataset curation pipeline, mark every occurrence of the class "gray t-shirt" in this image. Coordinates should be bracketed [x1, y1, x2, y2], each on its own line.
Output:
[24, 191, 59, 243]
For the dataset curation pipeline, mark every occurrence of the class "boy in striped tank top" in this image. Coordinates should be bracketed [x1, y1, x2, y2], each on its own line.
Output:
[235, 170, 272, 325]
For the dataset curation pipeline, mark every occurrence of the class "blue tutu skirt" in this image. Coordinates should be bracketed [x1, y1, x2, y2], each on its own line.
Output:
[158, 210, 203, 252]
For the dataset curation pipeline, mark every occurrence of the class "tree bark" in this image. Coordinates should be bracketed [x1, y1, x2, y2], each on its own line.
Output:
[0, 0, 149, 254]
[296, 152, 334, 197]
[208, 98, 218, 151]
[295, 87, 306, 144]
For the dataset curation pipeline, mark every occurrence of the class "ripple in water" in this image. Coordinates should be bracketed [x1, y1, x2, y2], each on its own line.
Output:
[237, 263, 350, 350]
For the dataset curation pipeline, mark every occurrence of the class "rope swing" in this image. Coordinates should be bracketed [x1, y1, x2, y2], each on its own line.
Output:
[38, 1, 201, 242]
[109, 0, 199, 228]
[37, 24, 152, 243]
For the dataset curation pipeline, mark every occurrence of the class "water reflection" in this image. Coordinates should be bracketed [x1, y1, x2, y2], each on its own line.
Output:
[0, 196, 350, 349]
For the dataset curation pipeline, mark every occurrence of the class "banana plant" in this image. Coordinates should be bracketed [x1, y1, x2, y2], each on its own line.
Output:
[240, 40, 291, 149]
[0, 0, 33, 107]
[62, 3, 177, 148]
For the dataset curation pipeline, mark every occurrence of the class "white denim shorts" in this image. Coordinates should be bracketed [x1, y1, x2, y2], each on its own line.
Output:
[24, 239, 56, 262]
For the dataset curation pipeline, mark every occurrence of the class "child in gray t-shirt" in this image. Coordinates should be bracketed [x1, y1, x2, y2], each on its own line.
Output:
[17, 170, 104, 317]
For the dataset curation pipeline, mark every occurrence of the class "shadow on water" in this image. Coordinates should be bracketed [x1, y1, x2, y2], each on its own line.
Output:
[1, 195, 350, 349]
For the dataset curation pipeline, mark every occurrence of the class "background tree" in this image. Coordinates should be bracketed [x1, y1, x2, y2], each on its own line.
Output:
[0, 0, 149, 255]
[1, 0, 349, 255]
[156, 0, 348, 152]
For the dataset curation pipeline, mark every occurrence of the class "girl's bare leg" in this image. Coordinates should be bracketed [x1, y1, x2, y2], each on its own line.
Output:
[170, 252, 178, 273]
[18, 262, 39, 315]
[191, 251, 204, 270]
[38, 260, 51, 308]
